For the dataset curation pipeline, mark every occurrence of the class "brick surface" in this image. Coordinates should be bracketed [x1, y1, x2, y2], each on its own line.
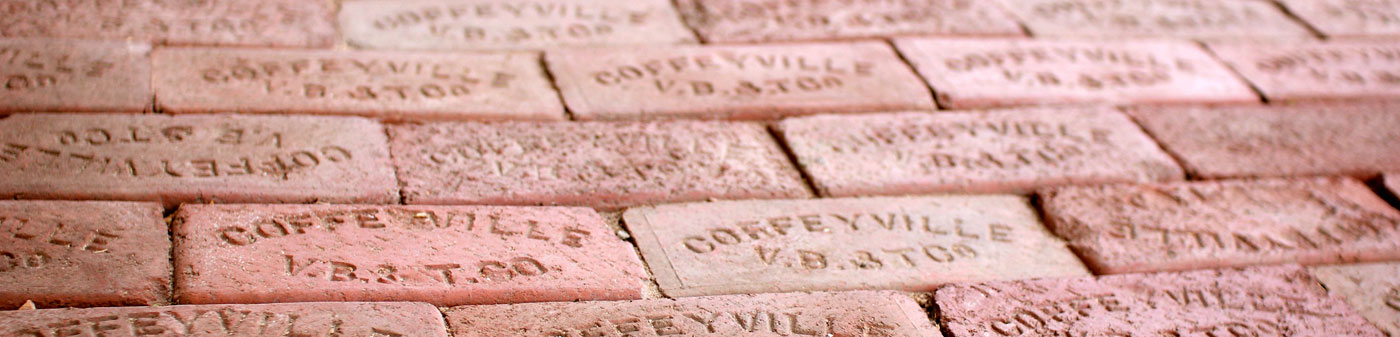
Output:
[1388, 173, 1400, 197]
[389, 121, 811, 210]
[622, 195, 1088, 297]
[546, 41, 934, 120]
[1209, 40, 1400, 103]
[444, 291, 942, 336]
[0, 113, 399, 207]
[775, 108, 1184, 197]
[1311, 262, 1400, 336]
[937, 265, 1385, 337]
[0, 0, 334, 48]
[173, 204, 647, 306]
[1040, 177, 1400, 274]
[676, 0, 1023, 43]
[0, 39, 151, 113]
[893, 38, 1259, 109]
[0, 302, 447, 336]
[340, 0, 697, 51]
[1127, 104, 1400, 179]
[0, 200, 168, 309]
[999, 0, 1315, 39]
[1276, 0, 1400, 38]
[153, 48, 563, 121]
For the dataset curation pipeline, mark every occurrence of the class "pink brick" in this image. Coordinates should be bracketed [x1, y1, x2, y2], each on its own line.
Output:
[1310, 262, 1400, 335]
[999, 0, 1315, 39]
[676, 0, 1023, 43]
[1127, 104, 1400, 178]
[1276, 0, 1400, 38]
[1040, 177, 1400, 274]
[0, 302, 447, 336]
[936, 265, 1384, 336]
[0, 113, 398, 207]
[172, 204, 647, 306]
[1209, 40, 1400, 103]
[893, 38, 1259, 109]
[1388, 173, 1400, 197]
[153, 48, 564, 121]
[0, 200, 168, 309]
[623, 195, 1088, 297]
[390, 120, 811, 210]
[0, 0, 334, 48]
[0, 39, 151, 113]
[775, 108, 1183, 197]
[444, 291, 941, 336]
[546, 41, 935, 120]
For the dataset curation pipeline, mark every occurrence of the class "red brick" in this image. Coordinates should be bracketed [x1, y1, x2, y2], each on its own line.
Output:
[893, 38, 1259, 109]
[1275, 0, 1400, 38]
[389, 120, 811, 210]
[623, 195, 1088, 297]
[0, 39, 151, 113]
[444, 291, 941, 336]
[340, 0, 697, 51]
[1127, 104, 1400, 178]
[546, 41, 935, 120]
[774, 108, 1183, 197]
[0, 0, 334, 48]
[153, 48, 563, 121]
[936, 265, 1384, 336]
[0, 113, 398, 207]
[172, 204, 647, 305]
[1387, 173, 1400, 197]
[1040, 177, 1400, 274]
[0, 302, 447, 336]
[676, 0, 1023, 43]
[1209, 40, 1400, 103]
[0, 200, 168, 309]
[1310, 262, 1400, 335]
[999, 0, 1315, 39]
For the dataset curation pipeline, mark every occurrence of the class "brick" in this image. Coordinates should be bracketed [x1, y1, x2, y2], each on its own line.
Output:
[676, 0, 1023, 43]
[1209, 40, 1400, 103]
[444, 291, 941, 336]
[775, 108, 1183, 197]
[546, 41, 934, 120]
[1040, 177, 1400, 274]
[0, 0, 334, 48]
[1309, 262, 1400, 336]
[340, 0, 696, 51]
[893, 38, 1259, 109]
[0, 302, 447, 336]
[0, 39, 151, 113]
[1388, 173, 1400, 197]
[173, 204, 647, 305]
[1276, 0, 1400, 38]
[0, 200, 168, 309]
[0, 113, 398, 207]
[623, 195, 1088, 297]
[153, 48, 563, 121]
[1127, 104, 1400, 178]
[998, 0, 1314, 39]
[936, 265, 1384, 336]
[390, 121, 811, 210]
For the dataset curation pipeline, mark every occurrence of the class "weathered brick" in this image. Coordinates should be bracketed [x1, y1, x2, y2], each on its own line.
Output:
[998, 0, 1315, 39]
[1209, 40, 1400, 103]
[389, 120, 811, 210]
[1387, 173, 1400, 197]
[1310, 262, 1400, 336]
[1276, 0, 1400, 38]
[775, 108, 1183, 197]
[546, 41, 935, 120]
[0, 39, 151, 113]
[0, 113, 399, 207]
[677, 0, 1023, 43]
[0, 302, 447, 336]
[173, 204, 647, 305]
[1040, 177, 1400, 274]
[0, 0, 335, 48]
[623, 195, 1088, 297]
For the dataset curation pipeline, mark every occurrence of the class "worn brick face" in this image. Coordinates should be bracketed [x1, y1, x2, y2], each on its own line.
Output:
[0, 0, 335, 47]
[0, 39, 151, 113]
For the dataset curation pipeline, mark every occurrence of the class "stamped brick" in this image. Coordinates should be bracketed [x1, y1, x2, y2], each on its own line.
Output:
[0, 39, 150, 113]
[893, 38, 1259, 109]
[390, 121, 811, 210]
[547, 41, 934, 120]
[936, 265, 1384, 336]
[999, 0, 1314, 39]
[153, 48, 563, 121]
[623, 195, 1088, 297]
[0, 113, 398, 207]
[0, 200, 168, 309]
[1040, 177, 1400, 274]
[1209, 40, 1400, 103]
[173, 204, 647, 305]
[0, 0, 334, 48]
[1127, 104, 1400, 179]
[1310, 262, 1400, 335]
[1276, 0, 1400, 38]
[340, 0, 696, 51]
[444, 291, 941, 336]
[0, 302, 447, 336]
[775, 108, 1183, 197]
[677, 0, 1023, 43]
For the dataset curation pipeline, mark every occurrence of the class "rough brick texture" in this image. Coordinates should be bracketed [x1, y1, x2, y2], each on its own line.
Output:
[0, 39, 151, 113]
[676, 0, 1023, 43]
[998, 0, 1314, 39]
[1310, 262, 1400, 336]
[0, 0, 335, 48]
[1209, 40, 1400, 103]
[0, 302, 447, 337]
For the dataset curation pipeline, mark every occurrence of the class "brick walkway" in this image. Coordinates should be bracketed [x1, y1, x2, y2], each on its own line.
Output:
[2, 0, 1400, 336]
